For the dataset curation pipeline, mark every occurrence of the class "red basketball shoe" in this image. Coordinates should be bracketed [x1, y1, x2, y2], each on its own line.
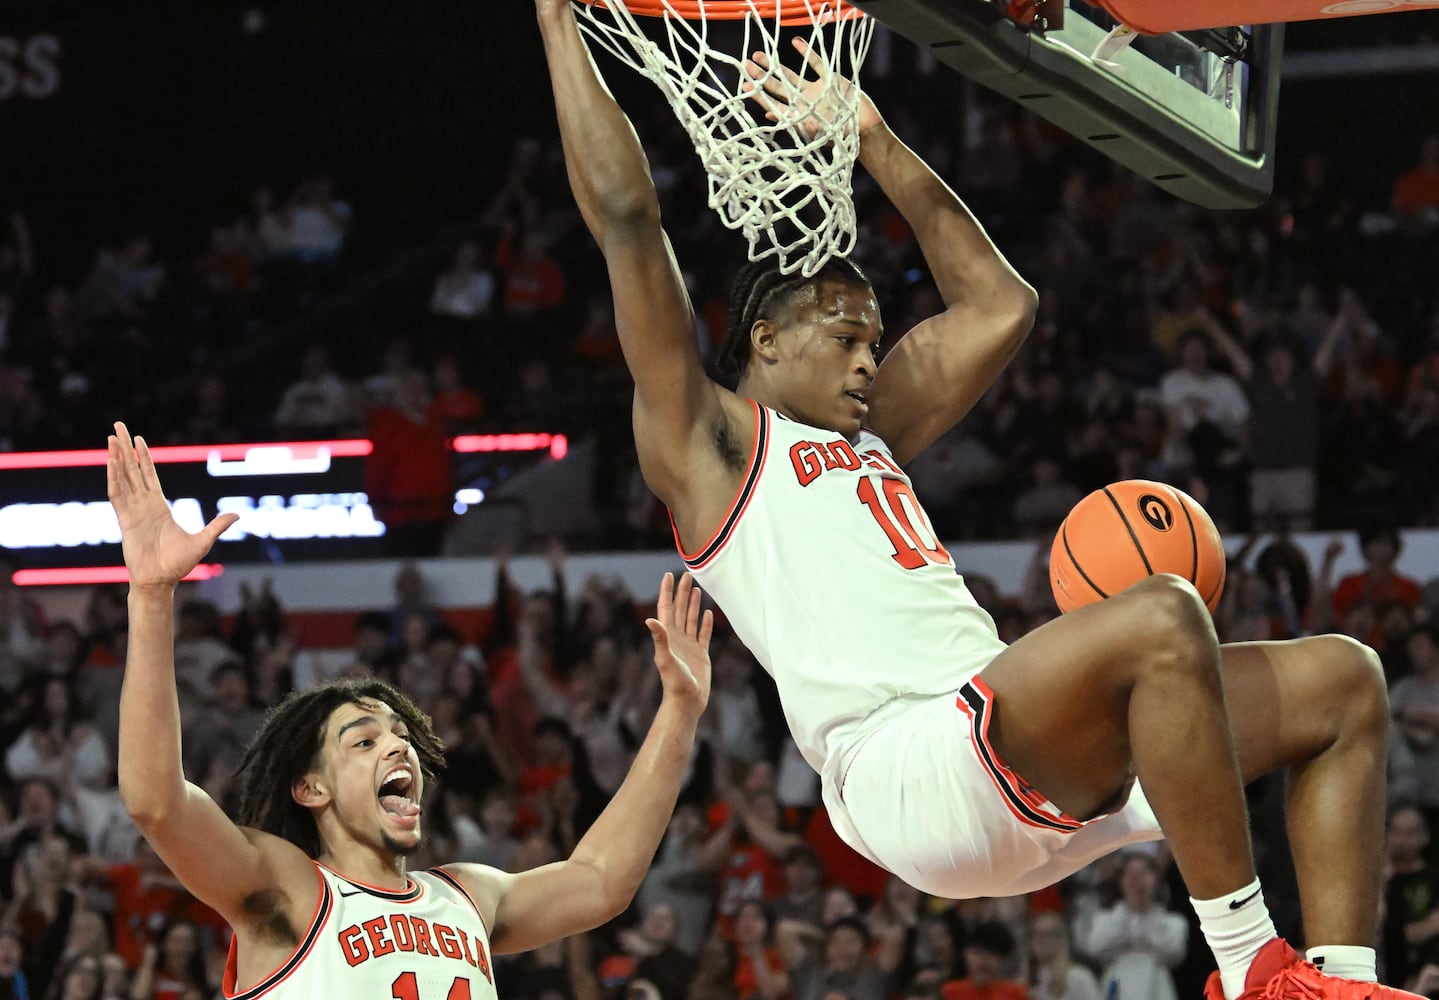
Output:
[1202, 938, 1427, 999]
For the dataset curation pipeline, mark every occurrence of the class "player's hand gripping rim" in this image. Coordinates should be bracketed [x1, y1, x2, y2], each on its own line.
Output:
[741, 37, 882, 141]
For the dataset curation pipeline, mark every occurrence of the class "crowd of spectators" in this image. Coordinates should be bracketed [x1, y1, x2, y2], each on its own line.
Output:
[2, 526, 1439, 998]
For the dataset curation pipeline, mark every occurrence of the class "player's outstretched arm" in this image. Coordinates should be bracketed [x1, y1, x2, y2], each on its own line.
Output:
[536, 0, 725, 506]
[452, 571, 712, 954]
[109, 423, 313, 923]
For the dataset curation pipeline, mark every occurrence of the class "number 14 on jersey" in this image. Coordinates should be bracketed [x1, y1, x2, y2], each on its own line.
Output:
[393, 973, 471, 1000]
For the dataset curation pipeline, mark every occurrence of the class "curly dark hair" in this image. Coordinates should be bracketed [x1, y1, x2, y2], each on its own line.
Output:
[717, 256, 872, 376]
[234, 678, 445, 858]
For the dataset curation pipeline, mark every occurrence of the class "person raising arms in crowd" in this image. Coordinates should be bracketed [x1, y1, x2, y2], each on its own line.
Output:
[107, 421, 712, 998]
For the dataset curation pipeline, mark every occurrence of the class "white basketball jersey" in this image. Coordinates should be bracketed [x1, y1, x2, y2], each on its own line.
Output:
[678, 401, 1006, 778]
[223, 863, 499, 1000]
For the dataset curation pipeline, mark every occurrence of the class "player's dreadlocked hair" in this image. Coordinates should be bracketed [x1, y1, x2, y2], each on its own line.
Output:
[234, 679, 445, 859]
[717, 256, 872, 377]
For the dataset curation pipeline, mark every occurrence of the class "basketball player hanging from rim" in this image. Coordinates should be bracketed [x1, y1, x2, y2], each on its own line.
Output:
[538, 0, 1418, 997]
[106, 418, 713, 999]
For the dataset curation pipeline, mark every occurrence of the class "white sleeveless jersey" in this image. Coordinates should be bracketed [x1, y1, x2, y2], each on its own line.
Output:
[223, 863, 499, 1000]
[678, 401, 1007, 777]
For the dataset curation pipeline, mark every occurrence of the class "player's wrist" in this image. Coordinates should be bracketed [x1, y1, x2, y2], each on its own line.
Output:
[535, 0, 574, 27]
[128, 581, 178, 601]
[857, 117, 893, 150]
[656, 691, 705, 725]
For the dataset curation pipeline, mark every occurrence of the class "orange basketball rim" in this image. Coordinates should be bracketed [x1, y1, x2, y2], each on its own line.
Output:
[577, 0, 867, 26]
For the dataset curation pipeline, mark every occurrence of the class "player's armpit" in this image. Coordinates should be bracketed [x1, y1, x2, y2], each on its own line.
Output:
[650, 390, 763, 554]
[134, 784, 318, 930]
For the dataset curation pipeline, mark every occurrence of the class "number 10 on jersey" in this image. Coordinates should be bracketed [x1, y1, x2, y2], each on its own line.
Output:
[856, 476, 950, 570]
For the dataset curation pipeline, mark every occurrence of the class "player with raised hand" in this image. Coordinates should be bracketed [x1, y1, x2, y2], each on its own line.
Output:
[539, 0, 1419, 995]
[108, 420, 712, 998]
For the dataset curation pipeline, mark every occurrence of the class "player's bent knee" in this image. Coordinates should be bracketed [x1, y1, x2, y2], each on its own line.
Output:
[1320, 634, 1389, 733]
[1130, 570, 1205, 600]
[1103, 575, 1221, 689]
[1127, 573, 1216, 647]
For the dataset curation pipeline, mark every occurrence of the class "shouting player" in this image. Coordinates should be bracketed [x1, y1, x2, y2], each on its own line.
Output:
[108, 422, 712, 999]
[537, 0, 1416, 997]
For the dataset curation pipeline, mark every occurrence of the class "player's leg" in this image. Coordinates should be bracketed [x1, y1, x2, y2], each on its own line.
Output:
[977, 578, 1409, 995]
[976, 572, 1255, 901]
[1216, 635, 1388, 960]
[981, 603, 1387, 946]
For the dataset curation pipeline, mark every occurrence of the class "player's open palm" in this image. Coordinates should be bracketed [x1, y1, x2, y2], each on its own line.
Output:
[107, 422, 239, 590]
[645, 572, 713, 715]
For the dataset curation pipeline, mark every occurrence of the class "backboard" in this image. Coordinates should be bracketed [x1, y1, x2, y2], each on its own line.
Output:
[853, 0, 1284, 208]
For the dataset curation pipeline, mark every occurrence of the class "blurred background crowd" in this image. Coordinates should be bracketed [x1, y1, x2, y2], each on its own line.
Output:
[2, 3, 1439, 999]
[5, 538, 1439, 1000]
[1, 43, 1437, 550]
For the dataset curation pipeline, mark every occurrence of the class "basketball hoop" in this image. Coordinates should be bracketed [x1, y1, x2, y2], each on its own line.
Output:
[573, 0, 876, 277]
[587, 0, 864, 25]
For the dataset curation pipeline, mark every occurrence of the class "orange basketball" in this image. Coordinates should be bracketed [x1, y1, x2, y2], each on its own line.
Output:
[1049, 480, 1226, 614]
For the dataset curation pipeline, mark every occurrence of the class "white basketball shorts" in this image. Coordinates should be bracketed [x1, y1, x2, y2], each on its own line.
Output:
[826, 675, 1164, 899]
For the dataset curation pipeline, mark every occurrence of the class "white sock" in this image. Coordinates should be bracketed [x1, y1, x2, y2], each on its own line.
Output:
[1190, 879, 1278, 1000]
[1307, 945, 1377, 983]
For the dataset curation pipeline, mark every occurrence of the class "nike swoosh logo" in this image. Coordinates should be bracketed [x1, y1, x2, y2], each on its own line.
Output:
[1229, 887, 1262, 910]
[338, 887, 368, 897]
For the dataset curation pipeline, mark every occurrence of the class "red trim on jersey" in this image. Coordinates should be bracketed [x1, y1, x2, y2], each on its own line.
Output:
[956, 678, 1084, 833]
[671, 399, 770, 570]
[428, 867, 491, 939]
[223, 863, 333, 1000]
[315, 861, 425, 902]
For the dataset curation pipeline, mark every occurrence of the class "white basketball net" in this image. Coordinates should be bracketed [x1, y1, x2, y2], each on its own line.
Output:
[574, 0, 875, 277]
